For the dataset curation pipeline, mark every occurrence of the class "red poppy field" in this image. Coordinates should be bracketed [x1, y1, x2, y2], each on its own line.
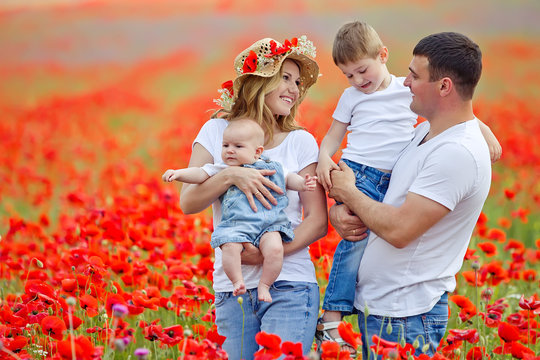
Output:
[1, 1, 539, 359]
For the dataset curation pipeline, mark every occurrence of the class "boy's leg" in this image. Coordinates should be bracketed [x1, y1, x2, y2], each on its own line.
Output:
[257, 231, 283, 302]
[220, 242, 246, 296]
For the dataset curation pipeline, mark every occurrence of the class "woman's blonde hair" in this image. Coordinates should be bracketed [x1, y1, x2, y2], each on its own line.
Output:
[212, 60, 304, 142]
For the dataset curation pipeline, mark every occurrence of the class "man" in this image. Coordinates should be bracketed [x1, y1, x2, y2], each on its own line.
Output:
[328, 32, 492, 357]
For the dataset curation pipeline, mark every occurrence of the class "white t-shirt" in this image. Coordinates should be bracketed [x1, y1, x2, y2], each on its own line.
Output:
[333, 75, 417, 171]
[354, 119, 491, 317]
[193, 118, 319, 292]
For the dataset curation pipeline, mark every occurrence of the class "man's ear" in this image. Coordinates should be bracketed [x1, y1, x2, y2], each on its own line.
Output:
[379, 47, 389, 64]
[439, 77, 453, 97]
[254, 146, 264, 159]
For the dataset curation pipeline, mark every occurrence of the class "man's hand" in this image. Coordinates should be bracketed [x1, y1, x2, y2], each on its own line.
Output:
[329, 203, 368, 241]
[240, 243, 263, 265]
[328, 161, 357, 203]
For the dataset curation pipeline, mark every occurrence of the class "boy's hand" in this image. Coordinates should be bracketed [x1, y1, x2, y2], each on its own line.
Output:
[302, 174, 318, 192]
[162, 169, 178, 182]
[316, 155, 340, 192]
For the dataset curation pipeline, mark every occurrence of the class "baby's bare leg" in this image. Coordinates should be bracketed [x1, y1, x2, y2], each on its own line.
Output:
[221, 242, 246, 296]
[258, 232, 283, 302]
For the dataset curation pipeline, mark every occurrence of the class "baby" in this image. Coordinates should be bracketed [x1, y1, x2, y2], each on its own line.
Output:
[162, 118, 317, 302]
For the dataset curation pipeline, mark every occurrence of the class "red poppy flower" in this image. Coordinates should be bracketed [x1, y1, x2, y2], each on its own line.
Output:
[63, 313, 83, 330]
[320, 341, 352, 360]
[477, 241, 498, 256]
[498, 321, 521, 342]
[486, 228, 506, 243]
[448, 328, 479, 343]
[41, 315, 67, 340]
[467, 346, 490, 360]
[337, 321, 362, 349]
[281, 341, 304, 359]
[254, 331, 282, 359]
[206, 325, 226, 346]
[242, 51, 258, 73]
[79, 294, 99, 317]
[221, 80, 234, 95]
[519, 295, 540, 311]
[57, 335, 95, 360]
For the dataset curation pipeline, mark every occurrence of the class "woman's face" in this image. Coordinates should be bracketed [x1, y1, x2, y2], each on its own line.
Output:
[264, 59, 301, 117]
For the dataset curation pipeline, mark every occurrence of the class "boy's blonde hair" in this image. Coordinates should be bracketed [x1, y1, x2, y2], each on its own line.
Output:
[214, 62, 303, 142]
[332, 21, 384, 65]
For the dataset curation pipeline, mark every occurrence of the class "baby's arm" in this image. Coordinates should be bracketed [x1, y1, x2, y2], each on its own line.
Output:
[316, 120, 349, 192]
[477, 120, 502, 163]
[162, 167, 210, 184]
[286, 173, 318, 192]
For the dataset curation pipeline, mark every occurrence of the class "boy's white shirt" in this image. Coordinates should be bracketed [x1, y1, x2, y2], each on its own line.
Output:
[193, 118, 319, 292]
[333, 75, 417, 171]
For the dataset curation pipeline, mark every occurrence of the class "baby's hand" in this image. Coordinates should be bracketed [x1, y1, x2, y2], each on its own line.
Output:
[162, 169, 177, 182]
[302, 174, 318, 192]
[316, 155, 339, 192]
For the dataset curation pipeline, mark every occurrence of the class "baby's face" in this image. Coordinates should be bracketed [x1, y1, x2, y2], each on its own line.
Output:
[221, 127, 261, 166]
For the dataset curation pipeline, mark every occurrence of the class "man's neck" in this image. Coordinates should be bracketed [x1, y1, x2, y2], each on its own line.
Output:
[425, 100, 475, 141]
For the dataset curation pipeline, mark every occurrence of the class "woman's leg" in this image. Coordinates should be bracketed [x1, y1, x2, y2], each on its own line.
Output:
[259, 281, 320, 354]
[215, 290, 261, 360]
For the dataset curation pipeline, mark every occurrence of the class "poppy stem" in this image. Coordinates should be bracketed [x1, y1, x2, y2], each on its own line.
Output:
[68, 309, 76, 360]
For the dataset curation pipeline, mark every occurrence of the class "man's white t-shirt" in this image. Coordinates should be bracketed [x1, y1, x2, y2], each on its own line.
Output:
[355, 119, 491, 317]
[333, 75, 418, 171]
[193, 118, 319, 293]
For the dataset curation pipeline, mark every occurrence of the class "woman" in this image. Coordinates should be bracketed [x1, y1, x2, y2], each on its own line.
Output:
[179, 36, 328, 359]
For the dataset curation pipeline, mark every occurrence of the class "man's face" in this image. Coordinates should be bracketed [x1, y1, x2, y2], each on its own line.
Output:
[404, 55, 439, 118]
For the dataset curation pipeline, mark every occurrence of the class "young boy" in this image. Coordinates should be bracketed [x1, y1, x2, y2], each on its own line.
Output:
[316, 21, 501, 350]
[163, 118, 317, 302]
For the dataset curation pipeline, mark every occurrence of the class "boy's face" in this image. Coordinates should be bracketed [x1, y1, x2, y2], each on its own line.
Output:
[221, 125, 263, 166]
[337, 48, 389, 94]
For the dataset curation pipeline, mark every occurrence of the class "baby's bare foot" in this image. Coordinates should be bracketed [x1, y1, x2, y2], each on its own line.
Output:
[257, 284, 272, 302]
[233, 281, 246, 296]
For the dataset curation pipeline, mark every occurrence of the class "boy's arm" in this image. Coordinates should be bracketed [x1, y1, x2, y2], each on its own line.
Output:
[285, 173, 318, 192]
[477, 119, 502, 163]
[162, 167, 210, 184]
[316, 120, 349, 192]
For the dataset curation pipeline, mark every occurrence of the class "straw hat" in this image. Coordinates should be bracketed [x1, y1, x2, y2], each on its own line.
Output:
[215, 36, 319, 110]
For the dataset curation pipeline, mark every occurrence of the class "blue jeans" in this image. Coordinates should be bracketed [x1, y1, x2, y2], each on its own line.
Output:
[323, 159, 390, 315]
[215, 281, 319, 360]
[357, 293, 449, 359]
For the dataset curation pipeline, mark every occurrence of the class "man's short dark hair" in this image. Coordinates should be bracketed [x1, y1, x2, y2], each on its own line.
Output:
[413, 32, 482, 100]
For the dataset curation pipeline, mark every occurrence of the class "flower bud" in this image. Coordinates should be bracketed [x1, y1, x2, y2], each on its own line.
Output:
[237, 297, 244, 305]
[35, 259, 44, 268]
[471, 261, 480, 270]
[386, 322, 393, 335]
[66, 297, 77, 306]
[412, 339, 420, 349]
[421, 343, 430, 353]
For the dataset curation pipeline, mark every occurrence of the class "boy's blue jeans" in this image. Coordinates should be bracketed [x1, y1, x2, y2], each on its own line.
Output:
[322, 159, 390, 315]
[357, 293, 449, 359]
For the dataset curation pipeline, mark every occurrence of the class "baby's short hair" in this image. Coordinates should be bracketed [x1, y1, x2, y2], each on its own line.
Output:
[332, 21, 384, 65]
[226, 118, 265, 146]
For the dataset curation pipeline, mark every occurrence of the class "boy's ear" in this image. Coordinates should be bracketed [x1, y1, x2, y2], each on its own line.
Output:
[254, 146, 264, 159]
[379, 47, 389, 64]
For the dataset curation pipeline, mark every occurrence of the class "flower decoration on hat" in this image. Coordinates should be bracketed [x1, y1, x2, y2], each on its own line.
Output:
[214, 35, 319, 111]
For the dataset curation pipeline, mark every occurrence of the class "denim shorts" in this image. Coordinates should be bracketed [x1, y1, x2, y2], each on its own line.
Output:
[357, 293, 449, 359]
[214, 281, 320, 360]
[322, 159, 391, 315]
[211, 159, 294, 249]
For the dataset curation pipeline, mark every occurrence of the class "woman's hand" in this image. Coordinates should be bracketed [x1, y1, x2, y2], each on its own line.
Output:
[329, 203, 367, 241]
[240, 243, 263, 265]
[224, 166, 283, 212]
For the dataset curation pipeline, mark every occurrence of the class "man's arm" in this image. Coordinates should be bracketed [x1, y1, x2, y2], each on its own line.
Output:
[328, 161, 449, 248]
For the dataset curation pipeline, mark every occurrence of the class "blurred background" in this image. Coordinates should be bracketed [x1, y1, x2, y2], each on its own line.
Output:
[1, 0, 540, 231]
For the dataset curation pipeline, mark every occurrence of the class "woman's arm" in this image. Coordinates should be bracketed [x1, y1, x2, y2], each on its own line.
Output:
[180, 143, 283, 214]
[283, 163, 328, 255]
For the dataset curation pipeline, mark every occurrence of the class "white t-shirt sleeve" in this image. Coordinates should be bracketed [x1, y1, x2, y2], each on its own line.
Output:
[201, 163, 227, 176]
[193, 119, 224, 160]
[294, 130, 320, 170]
[332, 89, 353, 124]
[409, 143, 477, 210]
